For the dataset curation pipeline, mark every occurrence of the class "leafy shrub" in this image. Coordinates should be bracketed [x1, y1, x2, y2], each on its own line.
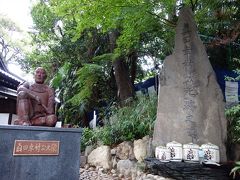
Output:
[81, 127, 97, 150]
[230, 161, 240, 179]
[80, 94, 157, 150]
[225, 104, 240, 143]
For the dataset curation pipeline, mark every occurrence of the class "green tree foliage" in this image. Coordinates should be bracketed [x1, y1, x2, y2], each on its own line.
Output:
[51, 0, 240, 73]
[52, 0, 176, 56]
[192, 0, 240, 69]
[50, 0, 181, 103]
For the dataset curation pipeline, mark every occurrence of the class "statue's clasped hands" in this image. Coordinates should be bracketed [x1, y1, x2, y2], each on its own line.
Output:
[34, 95, 48, 113]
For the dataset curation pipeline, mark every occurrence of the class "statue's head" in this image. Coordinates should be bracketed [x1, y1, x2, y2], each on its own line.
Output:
[34, 67, 47, 84]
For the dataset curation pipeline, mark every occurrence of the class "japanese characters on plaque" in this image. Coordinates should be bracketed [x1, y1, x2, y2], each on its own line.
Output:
[13, 140, 60, 156]
[182, 23, 199, 142]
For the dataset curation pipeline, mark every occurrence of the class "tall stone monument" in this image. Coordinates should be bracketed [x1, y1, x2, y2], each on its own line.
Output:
[153, 7, 227, 161]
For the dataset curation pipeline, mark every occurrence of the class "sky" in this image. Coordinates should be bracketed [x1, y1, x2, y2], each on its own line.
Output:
[0, 0, 33, 31]
[0, 0, 34, 81]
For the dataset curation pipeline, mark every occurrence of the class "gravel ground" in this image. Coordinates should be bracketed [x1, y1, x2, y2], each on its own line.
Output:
[79, 166, 171, 180]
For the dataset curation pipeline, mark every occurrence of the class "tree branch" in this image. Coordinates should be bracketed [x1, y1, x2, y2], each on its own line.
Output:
[146, 11, 176, 27]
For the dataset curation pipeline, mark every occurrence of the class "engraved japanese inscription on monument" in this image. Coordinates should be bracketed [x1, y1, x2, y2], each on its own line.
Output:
[182, 23, 199, 142]
[13, 140, 60, 156]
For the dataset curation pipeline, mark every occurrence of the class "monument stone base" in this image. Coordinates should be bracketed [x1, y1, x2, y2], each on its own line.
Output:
[145, 158, 233, 179]
[0, 125, 82, 180]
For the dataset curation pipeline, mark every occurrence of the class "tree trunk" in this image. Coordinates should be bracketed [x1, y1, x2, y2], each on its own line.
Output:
[113, 57, 135, 101]
[128, 51, 138, 84]
[109, 30, 135, 102]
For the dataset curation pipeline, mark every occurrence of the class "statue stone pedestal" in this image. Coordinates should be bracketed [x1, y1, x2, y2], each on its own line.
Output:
[0, 125, 82, 180]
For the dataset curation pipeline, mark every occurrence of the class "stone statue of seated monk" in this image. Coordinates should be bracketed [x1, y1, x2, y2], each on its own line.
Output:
[14, 67, 57, 127]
